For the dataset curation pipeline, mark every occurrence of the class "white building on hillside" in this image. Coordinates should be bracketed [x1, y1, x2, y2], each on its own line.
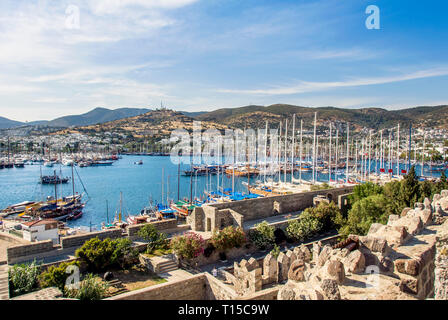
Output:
[21, 219, 59, 244]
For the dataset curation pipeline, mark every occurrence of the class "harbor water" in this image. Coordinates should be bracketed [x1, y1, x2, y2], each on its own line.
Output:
[0, 155, 445, 228]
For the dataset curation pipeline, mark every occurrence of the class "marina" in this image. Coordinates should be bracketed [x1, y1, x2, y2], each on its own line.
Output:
[0, 153, 446, 230]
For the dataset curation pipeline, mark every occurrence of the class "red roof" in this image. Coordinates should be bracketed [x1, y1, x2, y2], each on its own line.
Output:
[22, 219, 58, 228]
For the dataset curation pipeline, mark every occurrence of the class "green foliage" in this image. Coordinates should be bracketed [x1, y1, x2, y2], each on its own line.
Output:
[270, 244, 281, 259]
[247, 221, 275, 250]
[9, 260, 40, 297]
[338, 194, 389, 237]
[137, 223, 168, 254]
[312, 201, 342, 230]
[66, 274, 109, 301]
[286, 210, 322, 242]
[170, 232, 205, 260]
[399, 166, 420, 208]
[111, 238, 139, 269]
[75, 237, 137, 271]
[310, 183, 331, 191]
[38, 261, 80, 292]
[211, 226, 246, 252]
[348, 182, 384, 205]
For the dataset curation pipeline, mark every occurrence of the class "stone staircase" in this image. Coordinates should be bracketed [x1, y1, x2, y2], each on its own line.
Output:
[107, 279, 129, 297]
[0, 264, 9, 300]
[158, 259, 178, 273]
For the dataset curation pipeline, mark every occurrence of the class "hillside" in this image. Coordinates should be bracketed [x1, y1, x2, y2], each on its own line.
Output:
[0, 116, 24, 129]
[194, 104, 448, 130]
[67, 109, 229, 138]
[47, 107, 151, 127]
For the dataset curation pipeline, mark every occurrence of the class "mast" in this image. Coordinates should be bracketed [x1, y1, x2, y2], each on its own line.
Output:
[346, 122, 349, 184]
[368, 130, 372, 181]
[299, 119, 303, 182]
[335, 129, 339, 183]
[355, 141, 358, 178]
[177, 163, 180, 201]
[161, 167, 164, 206]
[408, 123, 412, 172]
[380, 130, 383, 172]
[264, 121, 268, 184]
[119, 192, 122, 223]
[291, 115, 295, 183]
[397, 124, 400, 176]
[312, 112, 317, 184]
[422, 133, 426, 176]
[278, 121, 282, 183]
[284, 119, 287, 184]
[54, 170, 58, 204]
[71, 163, 75, 199]
[329, 122, 332, 183]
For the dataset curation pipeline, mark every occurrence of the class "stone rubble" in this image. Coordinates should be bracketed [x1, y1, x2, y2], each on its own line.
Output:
[225, 190, 448, 300]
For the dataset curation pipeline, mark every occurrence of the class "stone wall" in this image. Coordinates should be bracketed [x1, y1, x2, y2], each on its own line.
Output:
[126, 219, 191, 241]
[192, 187, 354, 233]
[204, 273, 238, 300]
[206, 186, 354, 221]
[7, 240, 55, 264]
[108, 273, 207, 300]
[435, 219, 448, 299]
[272, 189, 448, 300]
[60, 229, 123, 249]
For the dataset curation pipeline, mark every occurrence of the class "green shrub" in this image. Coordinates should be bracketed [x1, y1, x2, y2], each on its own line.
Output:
[66, 273, 109, 300]
[137, 223, 168, 253]
[170, 232, 205, 260]
[270, 244, 281, 259]
[75, 237, 137, 271]
[111, 238, 139, 269]
[286, 211, 322, 242]
[39, 261, 80, 292]
[211, 226, 246, 252]
[9, 260, 40, 297]
[338, 194, 389, 237]
[247, 221, 275, 250]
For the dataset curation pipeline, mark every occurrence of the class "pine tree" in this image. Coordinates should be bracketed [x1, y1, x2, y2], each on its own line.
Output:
[399, 166, 419, 208]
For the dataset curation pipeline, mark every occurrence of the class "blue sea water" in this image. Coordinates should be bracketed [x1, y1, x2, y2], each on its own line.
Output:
[0, 155, 445, 228]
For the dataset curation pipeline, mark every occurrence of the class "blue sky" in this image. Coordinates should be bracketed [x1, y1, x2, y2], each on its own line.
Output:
[0, 0, 448, 121]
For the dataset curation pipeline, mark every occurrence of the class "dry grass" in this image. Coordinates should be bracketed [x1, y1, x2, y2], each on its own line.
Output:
[105, 266, 166, 294]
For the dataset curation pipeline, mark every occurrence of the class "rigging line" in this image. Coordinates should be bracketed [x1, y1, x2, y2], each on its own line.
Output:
[74, 165, 90, 199]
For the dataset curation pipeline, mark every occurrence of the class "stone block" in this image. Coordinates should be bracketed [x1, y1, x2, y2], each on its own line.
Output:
[288, 259, 306, 282]
[344, 250, 365, 274]
[326, 260, 345, 285]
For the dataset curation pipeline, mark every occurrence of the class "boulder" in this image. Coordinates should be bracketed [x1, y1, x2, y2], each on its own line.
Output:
[414, 203, 424, 210]
[326, 260, 346, 285]
[419, 209, 433, 226]
[320, 279, 341, 300]
[317, 245, 333, 267]
[424, 198, 432, 212]
[344, 250, 366, 274]
[359, 236, 389, 254]
[288, 259, 306, 282]
[401, 207, 412, 217]
[387, 215, 400, 226]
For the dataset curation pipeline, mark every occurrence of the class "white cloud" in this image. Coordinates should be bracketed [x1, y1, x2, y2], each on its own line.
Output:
[217, 67, 448, 95]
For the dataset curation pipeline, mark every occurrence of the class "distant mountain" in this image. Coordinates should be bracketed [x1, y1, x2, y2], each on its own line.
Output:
[192, 104, 448, 130]
[180, 111, 208, 118]
[0, 116, 24, 129]
[69, 109, 228, 137]
[47, 107, 151, 127]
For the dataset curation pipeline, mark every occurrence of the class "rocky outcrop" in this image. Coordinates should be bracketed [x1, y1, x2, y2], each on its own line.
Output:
[276, 190, 448, 300]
